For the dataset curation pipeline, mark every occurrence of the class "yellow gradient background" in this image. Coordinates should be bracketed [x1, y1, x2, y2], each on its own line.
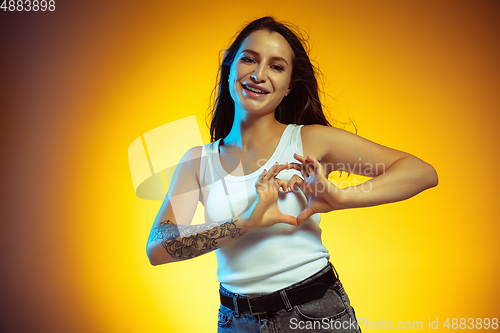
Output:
[1, 1, 499, 332]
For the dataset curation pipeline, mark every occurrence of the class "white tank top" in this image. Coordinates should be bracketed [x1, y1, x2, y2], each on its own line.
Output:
[199, 124, 330, 295]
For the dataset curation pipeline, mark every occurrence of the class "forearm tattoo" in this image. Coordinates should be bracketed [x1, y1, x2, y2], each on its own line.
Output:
[148, 218, 244, 259]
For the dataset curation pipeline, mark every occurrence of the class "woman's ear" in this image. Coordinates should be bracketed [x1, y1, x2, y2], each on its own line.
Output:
[285, 81, 295, 96]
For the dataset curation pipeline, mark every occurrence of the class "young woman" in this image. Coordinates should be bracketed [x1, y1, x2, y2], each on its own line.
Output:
[146, 17, 438, 332]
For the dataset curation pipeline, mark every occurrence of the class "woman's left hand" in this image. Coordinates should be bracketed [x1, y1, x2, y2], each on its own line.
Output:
[289, 154, 348, 225]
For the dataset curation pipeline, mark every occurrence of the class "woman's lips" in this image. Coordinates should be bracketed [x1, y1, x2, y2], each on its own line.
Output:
[242, 84, 269, 96]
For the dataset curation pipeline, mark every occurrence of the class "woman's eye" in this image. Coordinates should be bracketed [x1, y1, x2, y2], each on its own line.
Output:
[241, 57, 254, 63]
[271, 65, 284, 72]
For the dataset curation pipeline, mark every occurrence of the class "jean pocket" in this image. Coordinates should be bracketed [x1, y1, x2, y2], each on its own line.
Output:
[293, 286, 348, 321]
[217, 305, 233, 328]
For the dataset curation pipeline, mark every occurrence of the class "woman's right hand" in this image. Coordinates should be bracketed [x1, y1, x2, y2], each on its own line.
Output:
[243, 163, 298, 232]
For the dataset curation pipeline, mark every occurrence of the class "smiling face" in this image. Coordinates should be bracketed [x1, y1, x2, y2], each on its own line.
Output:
[228, 30, 294, 117]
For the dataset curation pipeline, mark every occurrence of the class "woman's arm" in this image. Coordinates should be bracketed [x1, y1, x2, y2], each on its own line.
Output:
[341, 153, 438, 208]
[146, 149, 296, 266]
[288, 125, 438, 222]
[147, 213, 247, 265]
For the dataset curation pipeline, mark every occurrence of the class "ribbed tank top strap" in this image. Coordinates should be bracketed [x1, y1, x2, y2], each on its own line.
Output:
[289, 124, 304, 156]
[199, 141, 218, 188]
[267, 123, 303, 160]
[199, 140, 235, 216]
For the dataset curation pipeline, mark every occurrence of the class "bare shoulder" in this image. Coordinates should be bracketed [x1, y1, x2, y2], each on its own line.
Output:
[301, 124, 412, 176]
[180, 145, 204, 176]
[168, 145, 204, 189]
[301, 124, 353, 159]
[183, 145, 203, 161]
[168, 145, 204, 197]
[301, 124, 348, 139]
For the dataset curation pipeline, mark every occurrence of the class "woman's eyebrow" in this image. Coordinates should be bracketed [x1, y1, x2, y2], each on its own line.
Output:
[241, 49, 289, 65]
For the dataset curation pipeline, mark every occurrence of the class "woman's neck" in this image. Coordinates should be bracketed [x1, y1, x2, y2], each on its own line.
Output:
[222, 110, 286, 153]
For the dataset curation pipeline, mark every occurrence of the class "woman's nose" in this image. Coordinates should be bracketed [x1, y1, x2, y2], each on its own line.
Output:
[251, 66, 266, 82]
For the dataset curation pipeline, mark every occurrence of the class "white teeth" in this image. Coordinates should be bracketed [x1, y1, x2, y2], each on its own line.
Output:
[244, 85, 267, 94]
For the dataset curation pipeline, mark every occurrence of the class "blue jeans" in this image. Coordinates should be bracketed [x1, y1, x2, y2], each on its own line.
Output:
[217, 263, 361, 332]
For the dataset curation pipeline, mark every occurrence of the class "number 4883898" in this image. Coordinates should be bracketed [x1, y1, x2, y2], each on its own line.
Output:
[1, 0, 56, 11]
[443, 318, 498, 329]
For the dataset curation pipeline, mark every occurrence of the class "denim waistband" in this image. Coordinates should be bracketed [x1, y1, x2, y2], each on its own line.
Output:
[219, 261, 338, 299]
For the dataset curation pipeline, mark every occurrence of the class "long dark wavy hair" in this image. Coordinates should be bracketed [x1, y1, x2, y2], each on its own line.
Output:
[208, 16, 337, 143]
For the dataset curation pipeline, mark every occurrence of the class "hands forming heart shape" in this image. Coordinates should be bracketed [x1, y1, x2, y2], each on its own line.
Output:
[245, 154, 347, 232]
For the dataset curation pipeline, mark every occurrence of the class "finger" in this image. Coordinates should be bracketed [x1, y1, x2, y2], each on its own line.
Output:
[267, 174, 279, 189]
[297, 207, 315, 225]
[273, 163, 291, 178]
[293, 153, 306, 162]
[264, 162, 280, 180]
[293, 153, 309, 175]
[303, 155, 319, 175]
[287, 175, 304, 192]
[306, 155, 323, 175]
[296, 154, 319, 168]
[276, 179, 288, 192]
[308, 156, 324, 175]
[294, 153, 315, 174]
[286, 162, 305, 173]
[286, 175, 300, 191]
[288, 161, 310, 178]
[272, 180, 280, 191]
[307, 163, 315, 176]
[316, 160, 324, 175]
[295, 154, 315, 171]
[265, 162, 290, 180]
[278, 213, 298, 227]
[256, 168, 267, 187]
